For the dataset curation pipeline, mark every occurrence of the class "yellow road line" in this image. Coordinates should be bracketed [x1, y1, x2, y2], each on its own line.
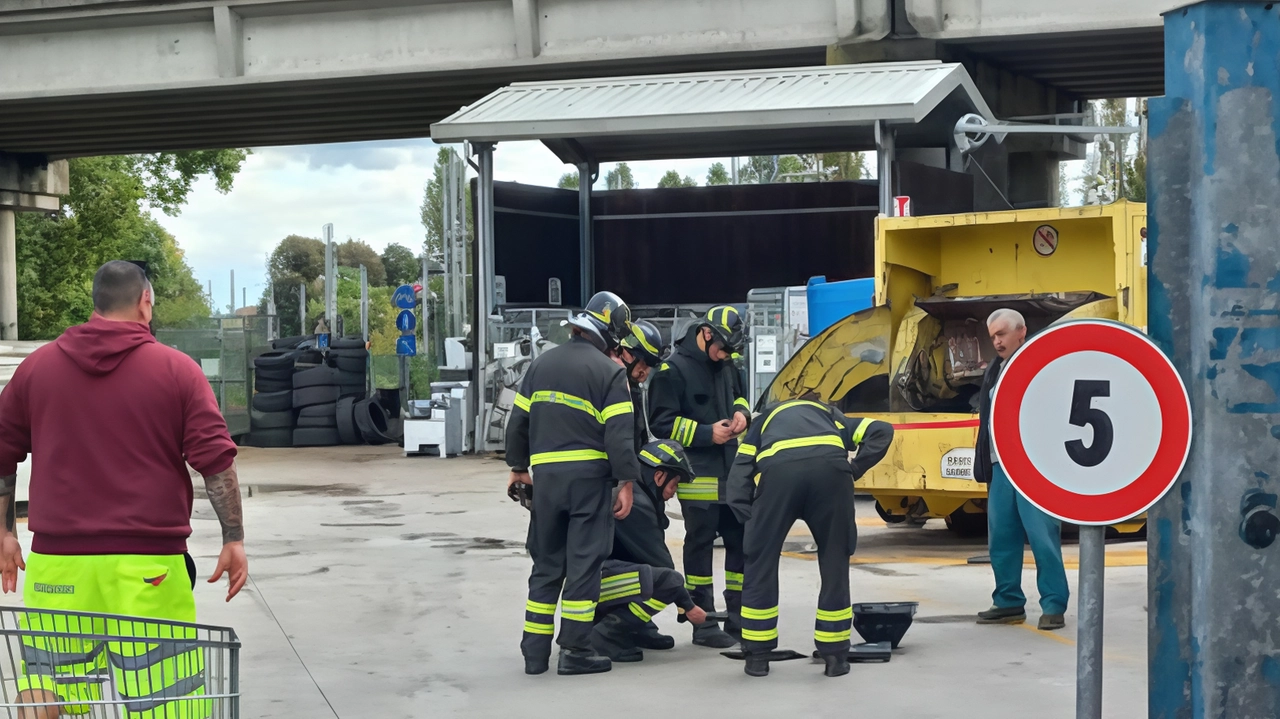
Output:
[1017, 623, 1075, 646]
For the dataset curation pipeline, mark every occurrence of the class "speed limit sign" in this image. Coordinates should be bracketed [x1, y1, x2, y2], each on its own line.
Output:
[990, 319, 1192, 526]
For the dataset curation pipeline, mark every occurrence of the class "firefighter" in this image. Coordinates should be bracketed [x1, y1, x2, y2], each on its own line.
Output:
[726, 395, 894, 678]
[506, 291, 640, 676]
[648, 306, 751, 648]
[591, 558, 709, 663]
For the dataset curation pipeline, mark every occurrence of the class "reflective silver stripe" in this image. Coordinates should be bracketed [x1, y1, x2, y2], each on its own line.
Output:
[108, 640, 201, 671]
[120, 674, 206, 714]
[22, 642, 104, 669]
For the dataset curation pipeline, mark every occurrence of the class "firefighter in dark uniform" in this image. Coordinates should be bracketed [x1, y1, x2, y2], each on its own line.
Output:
[727, 395, 894, 678]
[506, 291, 640, 676]
[648, 306, 751, 648]
[617, 320, 667, 452]
[590, 439, 712, 661]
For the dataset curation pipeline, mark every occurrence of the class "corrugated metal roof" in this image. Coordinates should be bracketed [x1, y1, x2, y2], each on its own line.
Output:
[431, 61, 994, 163]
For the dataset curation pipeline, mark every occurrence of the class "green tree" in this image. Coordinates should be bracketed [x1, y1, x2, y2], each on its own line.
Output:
[657, 170, 697, 188]
[819, 152, 869, 181]
[557, 173, 580, 190]
[15, 151, 243, 339]
[335, 238, 386, 287]
[421, 148, 473, 264]
[382, 243, 420, 287]
[706, 162, 731, 186]
[260, 234, 325, 337]
[605, 163, 637, 190]
[738, 156, 779, 184]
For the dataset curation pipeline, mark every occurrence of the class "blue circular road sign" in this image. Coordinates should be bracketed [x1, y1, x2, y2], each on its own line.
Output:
[397, 310, 417, 334]
[392, 284, 416, 309]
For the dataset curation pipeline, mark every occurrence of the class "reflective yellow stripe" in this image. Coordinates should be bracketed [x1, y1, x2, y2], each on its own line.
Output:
[734, 397, 750, 411]
[530, 449, 608, 465]
[514, 393, 532, 411]
[756, 434, 846, 461]
[526, 600, 557, 615]
[815, 629, 852, 643]
[600, 585, 642, 603]
[671, 417, 697, 446]
[601, 572, 640, 587]
[629, 603, 652, 622]
[760, 400, 830, 434]
[741, 628, 778, 642]
[524, 621, 555, 635]
[684, 575, 714, 590]
[659, 362, 670, 371]
[815, 607, 853, 622]
[600, 401, 633, 421]
[676, 477, 718, 502]
[656, 443, 681, 460]
[560, 600, 596, 622]
[741, 606, 779, 620]
[627, 324, 660, 356]
[639, 450, 663, 464]
[724, 571, 743, 592]
[738, 443, 757, 457]
[644, 599, 667, 612]
[852, 417, 875, 444]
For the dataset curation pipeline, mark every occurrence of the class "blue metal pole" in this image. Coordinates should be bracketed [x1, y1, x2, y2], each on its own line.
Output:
[1149, 3, 1280, 717]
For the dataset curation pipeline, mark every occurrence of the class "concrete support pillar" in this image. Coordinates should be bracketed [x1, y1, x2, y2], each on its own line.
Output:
[0, 209, 16, 341]
[1148, 3, 1280, 717]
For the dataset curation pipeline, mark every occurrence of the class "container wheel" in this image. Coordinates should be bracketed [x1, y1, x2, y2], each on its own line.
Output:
[874, 502, 907, 525]
[944, 509, 988, 538]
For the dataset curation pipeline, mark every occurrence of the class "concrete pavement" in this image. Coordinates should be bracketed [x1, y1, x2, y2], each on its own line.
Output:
[16, 446, 1148, 718]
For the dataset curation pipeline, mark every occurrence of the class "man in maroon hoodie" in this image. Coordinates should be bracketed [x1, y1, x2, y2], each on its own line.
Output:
[0, 260, 247, 717]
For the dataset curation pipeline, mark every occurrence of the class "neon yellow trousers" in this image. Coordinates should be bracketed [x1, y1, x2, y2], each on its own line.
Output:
[20, 552, 208, 718]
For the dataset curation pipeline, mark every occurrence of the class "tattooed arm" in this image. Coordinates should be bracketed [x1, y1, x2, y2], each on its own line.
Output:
[0, 474, 24, 593]
[203, 463, 244, 543]
[203, 462, 247, 601]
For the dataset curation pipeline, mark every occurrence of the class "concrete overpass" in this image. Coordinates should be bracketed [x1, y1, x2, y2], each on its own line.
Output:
[0, 0, 1176, 157]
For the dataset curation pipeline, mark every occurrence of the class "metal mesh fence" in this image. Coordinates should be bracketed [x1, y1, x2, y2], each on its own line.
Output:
[155, 316, 276, 437]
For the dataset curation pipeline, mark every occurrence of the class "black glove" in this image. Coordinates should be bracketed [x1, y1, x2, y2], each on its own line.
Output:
[507, 482, 533, 511]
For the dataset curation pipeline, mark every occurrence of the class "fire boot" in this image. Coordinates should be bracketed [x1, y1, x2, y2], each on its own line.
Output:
[823, 653, 850, 677]
[591, 614, 644, 663]
[631, 621, 675, 650]
[692, 622, 738, 649]
[557, 648, 612, 676]
[744, 655, 770, 677]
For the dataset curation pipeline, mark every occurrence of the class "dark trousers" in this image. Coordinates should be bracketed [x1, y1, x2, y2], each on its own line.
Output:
[597, 561, 688, 628]
[741, 459, 857, 656]
[681, 502, 745, 628]
[522, 476, 613, 658]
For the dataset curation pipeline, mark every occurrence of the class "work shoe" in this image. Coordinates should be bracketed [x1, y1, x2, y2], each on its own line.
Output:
[744, 656, 770, 677]
[557, 648, 612, 676]
[591, 614, 644, 663]
[1038, 613, 1066, 631]
[823, 653, 851, 678]
[692, 622, 738, 648]
[976, 605, 1027, 624]
[631, 621, 675, 650]
[524, 656, 549, 675]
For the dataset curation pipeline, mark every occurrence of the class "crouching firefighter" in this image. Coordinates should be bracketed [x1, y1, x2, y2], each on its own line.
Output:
[591, 559, 709, 662]
[505, 291, 640, 676]
[647, 306, 751, 648]
[609, 439, 694, 653]
[726, 395, 894, 678]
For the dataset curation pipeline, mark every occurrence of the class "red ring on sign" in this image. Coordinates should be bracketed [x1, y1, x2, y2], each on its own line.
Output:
[991, 321, 1191, 525]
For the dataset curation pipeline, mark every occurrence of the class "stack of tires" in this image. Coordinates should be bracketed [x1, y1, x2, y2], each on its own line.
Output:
[291, 337, 369, 447]
[249, 348, 314, 447]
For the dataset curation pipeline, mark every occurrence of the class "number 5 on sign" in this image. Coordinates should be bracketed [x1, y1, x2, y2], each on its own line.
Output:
[990, 319, 1192, 526]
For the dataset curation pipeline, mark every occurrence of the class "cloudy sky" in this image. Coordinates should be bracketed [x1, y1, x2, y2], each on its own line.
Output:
[151, 139, 729, 313]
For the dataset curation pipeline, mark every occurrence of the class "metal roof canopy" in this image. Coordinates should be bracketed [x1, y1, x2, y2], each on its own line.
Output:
[430, 61, 995, 164]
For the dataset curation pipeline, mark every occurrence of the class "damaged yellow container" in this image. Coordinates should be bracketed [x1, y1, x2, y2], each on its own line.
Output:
[764, 201, 1148, 535]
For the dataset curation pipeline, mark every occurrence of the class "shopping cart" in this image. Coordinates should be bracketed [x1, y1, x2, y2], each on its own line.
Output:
[0, 606, 239, 718]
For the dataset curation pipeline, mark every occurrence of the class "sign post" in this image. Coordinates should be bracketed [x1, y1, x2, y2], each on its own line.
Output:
[990, 320, 1191, 719]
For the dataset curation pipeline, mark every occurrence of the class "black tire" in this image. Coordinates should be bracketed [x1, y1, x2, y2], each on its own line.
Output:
[293, 385, 340, 408]
[254, 351, 297, 369]
[329, 348, 369, 359]
[293, 366, 340, 388]
[297, 413, 338, 428]
[336, 397, 360, 444]
[254, 377, 293, 394]
[330, 337, 366, 350]
[255, 365, 293, 382]
[333, 355, 367, 373]
[246, 428, 292, 447]
[298, 402, 338, 418]
[293, 350, 323, 365]
[250, 409, 294, 429]
[252, 390, 293, 413]
[293, 428, 341, 447]
[354, 399, 394, 445]
[340, 384, 366, 399]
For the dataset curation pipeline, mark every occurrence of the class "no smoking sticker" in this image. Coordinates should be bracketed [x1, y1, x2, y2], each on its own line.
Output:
[1033, 224, 1059, 256]
[991, 320, 1192, 525]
